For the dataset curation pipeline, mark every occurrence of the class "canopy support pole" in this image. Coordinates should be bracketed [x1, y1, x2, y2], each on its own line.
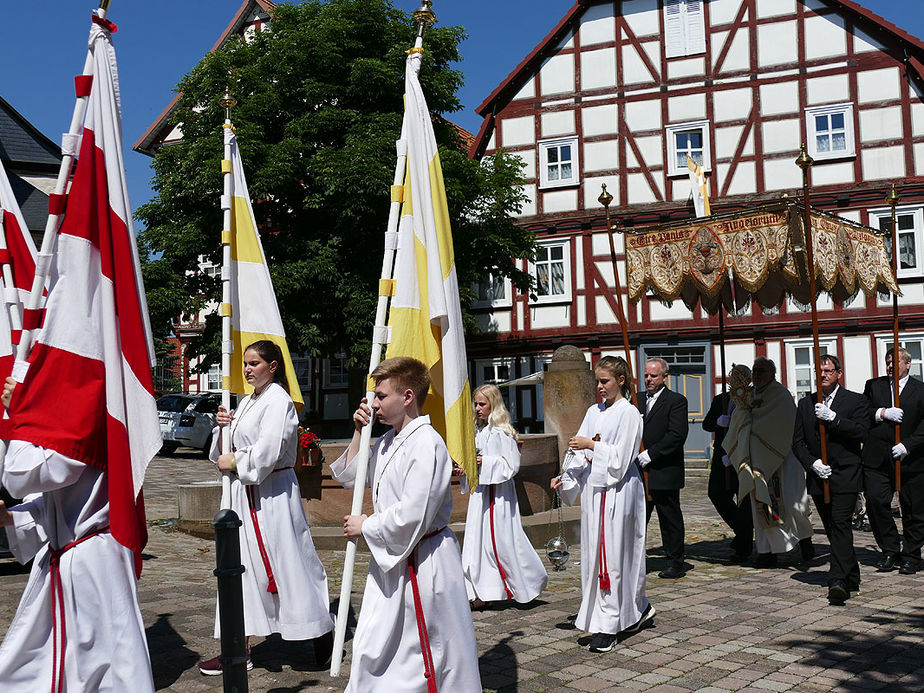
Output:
[886, 184, 902, 491]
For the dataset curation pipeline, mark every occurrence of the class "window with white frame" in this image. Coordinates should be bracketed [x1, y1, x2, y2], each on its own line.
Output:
[785, 339, 837, 402]
[291, 356, 313, 390]
[868, 205, 924, 278]
[806, 104, 855, 161]
[875, 336, 924, 380]
[323, 355, 350, 389]
[531, 241, 571, 304]
[664, 0, 706, 58]
[476, 359, 514, 386]
[666, 121, 711, 176]
[207, 364, 221, 391]
[538, 137, 579, 189]
[472, 272, 512, 308]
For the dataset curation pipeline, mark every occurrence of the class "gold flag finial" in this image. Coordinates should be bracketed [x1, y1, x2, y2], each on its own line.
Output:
[219, 90, 237, 120]
[886, 183, 901, 208]
[598, 183, 614, 209]
[413, 1, 436, 37]
[795, 143, 814, 171]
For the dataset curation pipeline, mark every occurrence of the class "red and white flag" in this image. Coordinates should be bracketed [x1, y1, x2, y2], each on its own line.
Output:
[3, 14, 161, 571]
[0, 157, 38, 383]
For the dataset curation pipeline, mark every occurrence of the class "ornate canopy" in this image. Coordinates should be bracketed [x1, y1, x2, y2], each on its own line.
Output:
[622, 200, 900, 314]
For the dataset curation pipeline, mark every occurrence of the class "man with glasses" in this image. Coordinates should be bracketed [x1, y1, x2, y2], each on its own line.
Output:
[792, 355, 869, 605]
[862, 348, 924, 575]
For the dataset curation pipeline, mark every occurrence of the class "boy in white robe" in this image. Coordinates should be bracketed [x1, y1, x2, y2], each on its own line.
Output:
[331, 356, 481, 692]
[552, 356, 653, 654]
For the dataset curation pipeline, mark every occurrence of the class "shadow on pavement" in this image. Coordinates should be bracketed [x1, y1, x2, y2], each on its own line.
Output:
[479, 630, 521, 692]
[146, 613, 198, 690]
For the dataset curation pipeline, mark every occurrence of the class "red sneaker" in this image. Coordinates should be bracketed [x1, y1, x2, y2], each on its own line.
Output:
[197, 654, 253, 676]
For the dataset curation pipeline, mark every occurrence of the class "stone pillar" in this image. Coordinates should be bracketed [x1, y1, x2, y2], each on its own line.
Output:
[542, 345, 596, 464]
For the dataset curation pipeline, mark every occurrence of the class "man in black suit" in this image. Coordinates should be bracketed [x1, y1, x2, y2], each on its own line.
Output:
[637, 357, 689, 579]
[792, 354, 869, 605]
[862, 347, 924, 575]
[703, 389, 753, 562]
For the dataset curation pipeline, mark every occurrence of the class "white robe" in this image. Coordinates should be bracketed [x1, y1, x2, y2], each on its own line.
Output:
[461, 425, 547, 602]
[558, 399, 649, 635]
[210, 382, 332, 640]
[0, 441, 154, 692]
[331, 415, 480, 693]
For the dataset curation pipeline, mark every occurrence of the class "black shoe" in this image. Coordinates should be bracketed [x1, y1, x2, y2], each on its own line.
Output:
[754, 553, 777, 568]
[729, 550, 750, 563]
[621, 603, 656, 636]
[827, 581, 849, 605]
[313, 630, 334, 668]
[657, 563, 685, 579]
[875, 552, 898, 572]
[588, 632, 618, 653]
[799, 538, 815, 561]
[898, 558, 919, 575]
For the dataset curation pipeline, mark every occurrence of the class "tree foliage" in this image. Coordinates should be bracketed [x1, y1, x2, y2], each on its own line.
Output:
[136, 0, 533, 368]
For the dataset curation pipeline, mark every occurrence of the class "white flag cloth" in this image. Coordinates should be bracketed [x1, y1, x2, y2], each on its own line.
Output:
[3, 16, 160, 566]
[687, 154, 711, 218]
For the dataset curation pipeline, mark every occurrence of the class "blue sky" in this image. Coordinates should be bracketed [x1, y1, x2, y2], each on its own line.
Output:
[2, 0, 923, 219]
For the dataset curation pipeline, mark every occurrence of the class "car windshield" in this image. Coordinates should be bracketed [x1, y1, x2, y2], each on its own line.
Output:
[158, 395, 193, 413]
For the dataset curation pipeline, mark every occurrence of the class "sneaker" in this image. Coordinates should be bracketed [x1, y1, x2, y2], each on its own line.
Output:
[622, 603, 656, 636]
[197, 654, 253, 676]
[588, 632, 618, 653]
[827, 581, 849, 605]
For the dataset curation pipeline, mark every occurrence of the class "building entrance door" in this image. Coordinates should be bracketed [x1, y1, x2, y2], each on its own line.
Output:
[639, 343, 711, 463]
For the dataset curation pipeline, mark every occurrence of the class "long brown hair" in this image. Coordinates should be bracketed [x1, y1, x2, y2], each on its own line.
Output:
[244, 340, 290, 392]
[594, 355, 633, 400]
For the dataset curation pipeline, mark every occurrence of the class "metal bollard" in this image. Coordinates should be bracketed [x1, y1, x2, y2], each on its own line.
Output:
[213, 508, 248, 693]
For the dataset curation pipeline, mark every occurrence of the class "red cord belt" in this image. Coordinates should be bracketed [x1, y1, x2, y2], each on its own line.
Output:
[488, 485, 513, 600]
[408, 527, 446, 693]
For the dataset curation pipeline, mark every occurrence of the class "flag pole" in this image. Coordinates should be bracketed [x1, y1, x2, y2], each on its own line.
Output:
[0, 214, 24, 342]
[0, 0, 111, 490]
[886, 184, 902, 491]
[330, 2, 435, 677]
[219, 91, 238, 510]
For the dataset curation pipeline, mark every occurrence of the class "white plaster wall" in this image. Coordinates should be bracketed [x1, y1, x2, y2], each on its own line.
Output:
[585, 175, 620, 207]
[529, 305, 571, 329]
[763, 157, 803, 190]
[592, 229, 624, 255]
[807, 74, 850, 106]
[595, 296, 618, 325]
[915, 143, 924, 176]
[859, 106, 903, 143]
[713, 30, 750, 73]
[622, 45, 654, 85]
[501, 116, 535, 147]
[668, 58, 706, 81]
[627, 173, 659, 204]
[843, 336, 872, 391]
[578, 295, 587, 327]
[857, 67, 901, 104]
[584, 140, 619, 172]
[518, 183, 537, 217]
[642, 42, 661, 77]
[580, 3, 616, 46]
[474, 311, 512, 334]
[804, 14, 847, 61]
[582, 104, 618, 137]
[710, 0, 744, 26]
[513, 79, 536, 101]
[836, 210, 860, 223]
[722, 342, 756, 370]
[633, 135, 663, 168]
[487, 131, 496, 151]
[719, 124, 756, 158]
[713, 88, 753, 123]
[912, 102, 924, 137]
[556, 32, 575, 51]
[574, 240, 585, 291]
[594, 260, 614, 287]
[622, 0, 660, 37]
[715, 124, 742, 158]
[853, 28, 885, 54]
[757, 21, 798, 68]
[668, 94, 707, 123]
[541, 110, 576, 138]
[648, 300, 693, 321]
[756, 0, 794, 19]
[625, 100, 662, 132]
[509, 151, 536, 181]
[861, 146, 905, 181]
[843, 294, 866, 311]
[542, 189, 579, 213]
[582, 48, 618, 91]
[724, 161, 756, 196]
[540, 54, 575, 96]
[760, 82, 799, 116]
[765, 342, 782, 372]
[810, 161, 855, 187]
[761, 119, 800, 155]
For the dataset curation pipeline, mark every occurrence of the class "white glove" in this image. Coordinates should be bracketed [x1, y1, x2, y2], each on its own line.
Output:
[814, 403, 836, 422]
[637, 450, 651, 468]
[812, 459, 832, 479]
[882, 407, 904, 424]
[717, 414, 731, 427]
[893, 443, 908, 460]
[721, 454, 732, 468]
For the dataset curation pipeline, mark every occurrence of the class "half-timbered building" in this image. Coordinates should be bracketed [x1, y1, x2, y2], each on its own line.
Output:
[468, 0, 924, 460]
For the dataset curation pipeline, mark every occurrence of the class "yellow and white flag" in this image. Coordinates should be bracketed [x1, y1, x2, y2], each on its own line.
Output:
[386, 48, 477, 486]
[225, 127, 304, 410]
[687, 154, 711, 218]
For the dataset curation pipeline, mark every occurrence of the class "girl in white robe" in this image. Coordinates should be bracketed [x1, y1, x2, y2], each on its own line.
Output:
[551, 355, 653, 654]
[461, 384, 547, 604]
[200, 341, 333, 674]
[0, 442, 154, 692]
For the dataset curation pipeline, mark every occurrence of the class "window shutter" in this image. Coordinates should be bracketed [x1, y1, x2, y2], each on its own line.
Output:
[685, 0, 706, 55]
[664, 0, 685, 58]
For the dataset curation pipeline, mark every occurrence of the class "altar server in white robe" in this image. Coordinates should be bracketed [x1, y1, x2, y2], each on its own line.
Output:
[461, 383, 547, 605]
[552, 356, 654, 654]
[331, 356, 481, 693]
[198, 340, 333, 675]
[0, 387, 154, 692]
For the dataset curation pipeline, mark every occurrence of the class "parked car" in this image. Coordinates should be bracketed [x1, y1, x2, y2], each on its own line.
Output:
[157, 393, 221, 456]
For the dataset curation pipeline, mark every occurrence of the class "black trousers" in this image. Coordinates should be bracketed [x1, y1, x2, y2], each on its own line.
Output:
[899, 470, 924, 562]
[646, 488, 685, 564]
[812, 491, 860, 589]
[707, 459, 753, 554]
[864, 462, 901, 555]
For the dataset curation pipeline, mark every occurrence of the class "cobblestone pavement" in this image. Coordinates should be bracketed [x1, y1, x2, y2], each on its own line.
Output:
[2, 451, 924, 692]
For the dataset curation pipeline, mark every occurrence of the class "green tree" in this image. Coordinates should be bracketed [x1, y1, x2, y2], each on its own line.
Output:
[136, 0, 533, 370]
